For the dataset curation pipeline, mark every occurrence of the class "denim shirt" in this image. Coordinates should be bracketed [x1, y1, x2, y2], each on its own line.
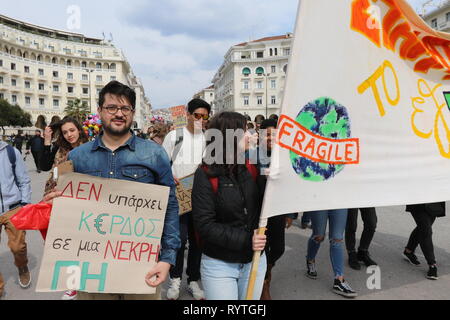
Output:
[68, 133, 180, 266]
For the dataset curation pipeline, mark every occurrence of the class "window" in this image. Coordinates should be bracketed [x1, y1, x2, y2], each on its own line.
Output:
[25, 81, 31, 89]
[83, 87, 89, 95]
[284, 48, 291, 56]
[96, 75, 102, 82]
[257, 96, 263, 105]
[39, 98, 45, 106]
[271, 96, 276, 104]
[256, 67, 265, 75]
[48, 45, 54, 52]
[447, 12, 450, 22]
[66, 60, 72, 66]
[82, 74, 88, 81]
[63, 48, 71, 55]
[0, 93, 4, 99]
[256, 51, 264, 58]
[432, 18, 437, 28]
[0, 76, 3, 84]
[53, 85, 59, 92]
[270, 48, 273, 56]
[11, 63, 16, 70]
[24, 66, 30, 73]
[244, 96, 249, 106]
[68, 86, 74, 93]
[53, 71, 59, 78]
[52, 57, 57, 64]
[242, 67, 251, 76]
[12, 95, 17, 103]
[38, 69, 44, 76]
[243, 81, 249, 90]
[271, 65, 276, 73]
[274, 48, 278, 56]
[257, 81, 263, 89]
[81, 61, 87, 68]
[110, 76, 116, 81]
[0, 60, 3, 67]
[283, 65, 288, 73]
[53, 99, 59, 107]
[25, 96, 31, 105]
[96, 63, 102, 69]
[67, 73, 73, 80]
[39, 83, 45, 90]
[271, 80, 276, 89]
[11, 79, 16, 86]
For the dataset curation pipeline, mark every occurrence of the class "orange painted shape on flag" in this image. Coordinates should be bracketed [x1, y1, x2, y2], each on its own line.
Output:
[350, 0, 381, 47]
[277, 115, 360, 165]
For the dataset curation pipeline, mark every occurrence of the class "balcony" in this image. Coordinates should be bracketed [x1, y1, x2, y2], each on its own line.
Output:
[66, 78, 76, 84]
[38, 90, 49, 96]
[24, 87, 34, 94]
[52, 77, 62, 83]
[10, 69, 21, 76]
[10, 86, 22, 92]
[0, 84, 8, 91]
[23, 73, 34, 79]
[0, 66, 8, 74]
[52, 91, 63, 97]
[67, 92, 76, 98]
[254, 87, 265, 93]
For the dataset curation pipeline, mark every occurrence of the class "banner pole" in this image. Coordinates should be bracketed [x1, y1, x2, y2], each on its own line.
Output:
[245, 219, 268, 300]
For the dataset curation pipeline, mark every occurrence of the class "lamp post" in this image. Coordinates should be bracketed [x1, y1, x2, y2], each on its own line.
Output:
[84, 68, 95, 112]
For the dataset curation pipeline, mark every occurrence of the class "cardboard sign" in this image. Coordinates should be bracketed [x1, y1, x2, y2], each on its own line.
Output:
[261, 0, 450, 219]
[170, 105, 188, 129]
[36, 172, 169, 294]
[175, 174, 194, 215]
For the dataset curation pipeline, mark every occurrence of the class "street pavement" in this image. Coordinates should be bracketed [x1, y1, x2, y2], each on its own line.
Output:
[1, 155, 449, 300]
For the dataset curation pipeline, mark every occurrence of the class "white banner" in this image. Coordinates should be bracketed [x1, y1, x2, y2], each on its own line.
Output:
[262, 0, 450, 219]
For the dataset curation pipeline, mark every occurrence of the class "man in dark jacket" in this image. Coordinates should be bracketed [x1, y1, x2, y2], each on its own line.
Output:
[13, 131, 25, 154]
[26, 130, 44, 173]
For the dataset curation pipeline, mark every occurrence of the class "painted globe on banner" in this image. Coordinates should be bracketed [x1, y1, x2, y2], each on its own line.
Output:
[290, 97, 352, 182]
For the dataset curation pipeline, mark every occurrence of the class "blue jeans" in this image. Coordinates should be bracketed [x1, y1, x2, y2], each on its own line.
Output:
[306, 209, 348, 278]
[200, 254, 267, 300]
[301, 212, 311, 225]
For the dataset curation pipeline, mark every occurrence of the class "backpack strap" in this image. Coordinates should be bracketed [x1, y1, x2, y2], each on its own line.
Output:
[6, 145, 18, 187]
[201, 165, 219, 194]
[245, 161, 258, 182]
[170, 127, 184, 167]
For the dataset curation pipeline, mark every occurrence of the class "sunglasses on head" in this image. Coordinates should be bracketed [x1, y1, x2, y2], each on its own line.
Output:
[192, 112, 210, 121]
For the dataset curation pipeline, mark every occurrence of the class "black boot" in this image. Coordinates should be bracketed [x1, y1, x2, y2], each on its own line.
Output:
[357, 250, 377, 267]
[348, 251, 361, 270]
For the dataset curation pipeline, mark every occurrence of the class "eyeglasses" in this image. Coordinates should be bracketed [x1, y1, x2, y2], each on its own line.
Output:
[103, 105, 135, 115]
[192, 113, 210, 121]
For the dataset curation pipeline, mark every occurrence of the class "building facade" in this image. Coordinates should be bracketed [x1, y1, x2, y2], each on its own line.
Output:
[212, 33, 292, 120]
[423, 2, 450, 32]
[0, 14, 151, 128]
[193, 85, 215, 113]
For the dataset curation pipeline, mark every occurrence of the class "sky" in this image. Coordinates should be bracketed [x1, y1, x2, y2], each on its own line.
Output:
[0, 0, 439, 110]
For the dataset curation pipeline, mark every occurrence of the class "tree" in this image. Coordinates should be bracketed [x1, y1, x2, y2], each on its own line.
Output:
[65, 99, 90, 123]
[0, 99, 32, 136]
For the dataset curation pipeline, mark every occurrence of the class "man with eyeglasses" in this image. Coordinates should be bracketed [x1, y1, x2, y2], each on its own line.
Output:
[43, 81, 180, 300]
[162, 98, 211, 300]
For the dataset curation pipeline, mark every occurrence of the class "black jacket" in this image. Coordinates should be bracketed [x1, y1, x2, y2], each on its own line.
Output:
[26, 136, 44, 152]
[39, 144, 59, 171]
[192, 165, 264, 264]
[406, 202, 446, 218]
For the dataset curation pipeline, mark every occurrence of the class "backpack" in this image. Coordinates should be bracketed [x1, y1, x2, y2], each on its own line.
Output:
[6, 145, 19, 187]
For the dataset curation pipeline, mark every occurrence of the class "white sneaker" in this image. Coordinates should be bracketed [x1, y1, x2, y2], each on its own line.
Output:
[187, 281, 205, 300]
[167, 277, 181, 300]
[61, 290, 78, 300]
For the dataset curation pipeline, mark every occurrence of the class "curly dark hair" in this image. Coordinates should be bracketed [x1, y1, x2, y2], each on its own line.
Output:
[55, 117, 88, 151]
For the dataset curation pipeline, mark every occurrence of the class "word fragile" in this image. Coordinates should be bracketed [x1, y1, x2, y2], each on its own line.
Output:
[278, 115, 360, 165]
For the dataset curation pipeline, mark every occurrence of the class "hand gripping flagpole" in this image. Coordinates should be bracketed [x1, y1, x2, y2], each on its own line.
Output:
[245, 219, 268, 300]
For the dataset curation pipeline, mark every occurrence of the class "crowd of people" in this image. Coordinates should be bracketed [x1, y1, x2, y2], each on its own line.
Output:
[0, 80, 446, 300]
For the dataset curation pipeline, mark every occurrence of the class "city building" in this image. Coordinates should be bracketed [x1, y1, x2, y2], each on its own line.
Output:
[193, 85, 215, 113]
[0, 14, 151, 129]
[422, 1, 450, 32]
[212, 33, 293, 120]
